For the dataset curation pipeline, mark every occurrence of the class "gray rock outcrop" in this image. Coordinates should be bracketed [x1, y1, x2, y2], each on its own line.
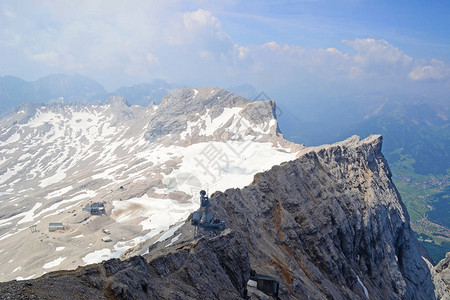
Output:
[0, 230, 249, 300]
[144, 87, 283, 145]
[427, 252, 450, 299]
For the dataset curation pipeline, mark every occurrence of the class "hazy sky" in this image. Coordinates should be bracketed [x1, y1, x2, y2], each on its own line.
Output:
[1, 0, 449, 100]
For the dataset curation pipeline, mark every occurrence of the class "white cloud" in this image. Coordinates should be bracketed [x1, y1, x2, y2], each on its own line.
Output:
[344, 38, 412, 64]
[30, 51, 60, 66]
[342, 38, 413, 78]
[30, 51, 82, 71]
[146, 52, 160, 66]
[409, 59, 450, 81]
[326, 48, 346, 56]
[224, 37, 449, 97]
[262, 41, 293, 53]
[0, 29, 21, 48]
[163, 9, 229, 45]
[3, 8, 15, 18]
[237, 46, 249, 60]
[183, 9, 220, 30]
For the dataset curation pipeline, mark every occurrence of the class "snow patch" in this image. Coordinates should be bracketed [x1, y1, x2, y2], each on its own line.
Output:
[12, 266, 22, 273]
[3, 133, 20, 145]
[82, 248, 111, 264]
[46, 186, 73, 199]
[112, 195, 195, 232]
[165, 233, 182, 247]
[17, 202, 43, 224]
[156, 223, 184, 243]
[39, 171, 67, 188]
[15, 274, 35, 281]
[356, 275, 369, 299]
[42, 257, 66, 269]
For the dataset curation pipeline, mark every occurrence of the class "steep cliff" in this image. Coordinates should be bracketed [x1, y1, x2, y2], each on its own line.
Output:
[210, 134, 435, 299]
[427, 252, 450, 299]
[0, 134, 437, 299]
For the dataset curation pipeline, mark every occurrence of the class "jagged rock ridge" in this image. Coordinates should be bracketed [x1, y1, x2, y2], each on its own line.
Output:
[210, 135, 435, 299]
[0, 231, 249, 300]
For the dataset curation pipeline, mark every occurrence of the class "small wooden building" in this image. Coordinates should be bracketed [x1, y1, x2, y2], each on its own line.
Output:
[49, 222, 65, 232]
[82, 202, 105, 215]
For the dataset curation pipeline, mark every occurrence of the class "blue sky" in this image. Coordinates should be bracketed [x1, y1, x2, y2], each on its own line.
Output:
[0, 0, 449, 100]
[215, 1, 450, 59]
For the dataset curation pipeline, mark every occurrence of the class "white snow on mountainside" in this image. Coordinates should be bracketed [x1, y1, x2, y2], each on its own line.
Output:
[0, 87, 302, 282]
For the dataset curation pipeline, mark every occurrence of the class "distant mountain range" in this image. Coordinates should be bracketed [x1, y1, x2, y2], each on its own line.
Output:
[110, 79, 181, 106]
[1, 74, 448, 177]
[278, 97, 449, 175]
[0, 74, 106, 114]
[0, 74, 181, 116]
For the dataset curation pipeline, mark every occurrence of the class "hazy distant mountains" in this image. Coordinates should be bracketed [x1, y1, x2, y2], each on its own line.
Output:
[278, 98, 449, 175]
[0, 74, 106, 114]
[336, 100, 449, 175]
[1, 73, 448, 175]
[0, 74, 181, 116]
[111, 79, 181, 106]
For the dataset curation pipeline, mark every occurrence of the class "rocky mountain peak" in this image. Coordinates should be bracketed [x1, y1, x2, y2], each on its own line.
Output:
[159, 87, 250, 114]
[206, 135, 435, 299]
[144, 87, 283, 145]
[0, 87, 300, 283]
[106, 96, 129, 107]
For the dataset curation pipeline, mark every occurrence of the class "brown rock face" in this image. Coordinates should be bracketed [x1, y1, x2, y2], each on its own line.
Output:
[211, 135, 435, 299]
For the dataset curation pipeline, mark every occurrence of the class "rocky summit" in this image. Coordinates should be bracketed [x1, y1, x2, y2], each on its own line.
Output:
[0, 87, 447, 299]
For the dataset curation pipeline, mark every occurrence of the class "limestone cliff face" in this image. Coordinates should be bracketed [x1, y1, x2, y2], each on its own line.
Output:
[0, 135, 436, 299]
[427, 253, 450, 299]
[211, 135, 435, 299]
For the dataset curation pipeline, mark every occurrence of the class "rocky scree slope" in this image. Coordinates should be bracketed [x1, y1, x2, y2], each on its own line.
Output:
[0, 135, 438, 299]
